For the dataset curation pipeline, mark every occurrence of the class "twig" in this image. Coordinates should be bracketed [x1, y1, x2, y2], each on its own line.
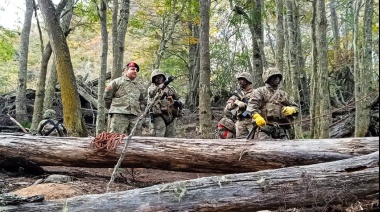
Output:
[6, 113, 28, 133]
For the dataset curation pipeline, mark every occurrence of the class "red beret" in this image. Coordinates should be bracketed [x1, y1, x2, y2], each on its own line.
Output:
[126, 62, 140, 72]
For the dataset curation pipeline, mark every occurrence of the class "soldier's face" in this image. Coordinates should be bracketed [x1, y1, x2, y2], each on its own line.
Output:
[154, 75, 165, 85]
[238, 78, 248, 88]
[268, 75, 281, 87]
[125, 67, 138, 80]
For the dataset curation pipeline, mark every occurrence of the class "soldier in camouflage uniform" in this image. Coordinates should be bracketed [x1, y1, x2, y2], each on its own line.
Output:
[247, 67, 298, 140]
[148, 69, 183, 137]
[217, 117, 235, 139]
[37, 109, 67, 137]
[225, 72, 255, 138]
[104, 62, 145, 135]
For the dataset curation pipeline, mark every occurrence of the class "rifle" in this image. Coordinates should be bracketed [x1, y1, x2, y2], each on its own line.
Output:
[235, 88, 249, 118]
[246, 125, 258, 139]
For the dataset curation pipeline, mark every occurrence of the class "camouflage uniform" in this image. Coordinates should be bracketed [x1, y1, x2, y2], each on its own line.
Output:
[247, 68, 298, 139]
[148, 69, 183, 137]
[104, 74, 145, 135]
[217, 117, 235, 139]
[37, 109, 67, 137]
[225, 72, 254, 138]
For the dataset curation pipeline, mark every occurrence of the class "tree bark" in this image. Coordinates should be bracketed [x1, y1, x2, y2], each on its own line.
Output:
[355, 0, 373, 137]
[111, 0, 130, 79]
[15, 0, 34, 123]
[275, 0, 284, 72]
[199, 0, 213, 138]
[2, 151, 378, 212]
[30, 0, 72, 133]
[38, 0, 87, 137]
[95, 0, 108, 135]
[0, 134, 378, 173]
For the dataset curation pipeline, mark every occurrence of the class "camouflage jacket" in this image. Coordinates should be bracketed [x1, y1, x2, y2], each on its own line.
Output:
[247, 84, 298, 123]
[226, 87, 254, 118]
[37, 119, 66, 136]
[104, 76, 145, 115]
[148, 84, 183, 115]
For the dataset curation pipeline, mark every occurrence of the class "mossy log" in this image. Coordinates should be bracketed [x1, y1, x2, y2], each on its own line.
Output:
[1, 151, 378, 211]
[0, 134, 378, 173]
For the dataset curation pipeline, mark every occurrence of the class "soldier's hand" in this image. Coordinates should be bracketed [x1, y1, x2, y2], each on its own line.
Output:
[253, 113, 266, 127]
[282, 106, 297, 116]
[235, 100, 246, 108]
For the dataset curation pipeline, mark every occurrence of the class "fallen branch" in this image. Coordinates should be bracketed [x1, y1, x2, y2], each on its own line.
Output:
[6, 114, 28, 133]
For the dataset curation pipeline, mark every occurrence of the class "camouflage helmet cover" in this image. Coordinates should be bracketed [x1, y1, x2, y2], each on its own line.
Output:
[218, 117, 236, 133]
[236, 72, 253, 84]
[262, 67, 283, 83]
[43, 109, 57, 119]
[151, 69, 166, 83]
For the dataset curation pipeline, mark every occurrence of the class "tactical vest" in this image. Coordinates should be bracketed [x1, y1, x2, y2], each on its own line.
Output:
[261, 90, 289, 124]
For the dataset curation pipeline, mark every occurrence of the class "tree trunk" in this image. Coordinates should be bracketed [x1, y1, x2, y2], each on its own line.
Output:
[30, 0, 72, 133]
[38, 0, 87, 137]
[355, 0, 373, 137]
[15, 0, 34, 124]
[95, 0, 108, 135]
[314, 0, 331, 138]
[199, 0, 213, 139]
[111, 0, 130, 79]
[285, 0, 302, 138]
[309, 0, 318, 138]
[3, 151, 378, 212]
[329, 0, 341, 63]
[185, 21, 200, 110]
[0, 134, 378, 173]
[275, 0, 284, 72]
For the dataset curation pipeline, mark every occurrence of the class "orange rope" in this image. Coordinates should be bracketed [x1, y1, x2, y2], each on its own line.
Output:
[90, 132, 126, 156]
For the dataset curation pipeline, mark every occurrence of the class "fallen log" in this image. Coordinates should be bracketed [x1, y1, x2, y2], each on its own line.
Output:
[0, 134, 378, 173]
[2, 151, 378, 211]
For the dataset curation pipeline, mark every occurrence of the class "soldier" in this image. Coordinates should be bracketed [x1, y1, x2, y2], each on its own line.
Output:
[225, 72, 255, 138]
[217, 117, 235, 139]
[37, 109, 67, 137]
[104, 62, 145, 135]
[148, 69, 183, 137]
[247, 67, 298, 140]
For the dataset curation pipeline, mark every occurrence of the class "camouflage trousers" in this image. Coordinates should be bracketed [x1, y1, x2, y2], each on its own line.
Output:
[235, 117, 253, 139]
[149, 115, 176, 137]
[108, 113, 142, 135]
[257, 125, 292, 140]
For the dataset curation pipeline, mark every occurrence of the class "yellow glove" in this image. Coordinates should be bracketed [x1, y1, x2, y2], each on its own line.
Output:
[253, 114, 266, 127]
[235, 100, 246, 108]
[282, 106, 297, 116]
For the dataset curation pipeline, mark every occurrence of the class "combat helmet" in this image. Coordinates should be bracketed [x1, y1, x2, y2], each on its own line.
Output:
[262, 67, 282, 83]
[151, 69, 166, 83]
[218, 117, 236, 133]
[236, 72, 253, 84]
[43, 109, 57, 119]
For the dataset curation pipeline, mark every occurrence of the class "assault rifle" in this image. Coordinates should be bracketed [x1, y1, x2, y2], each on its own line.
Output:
[235, 88, 249, 118]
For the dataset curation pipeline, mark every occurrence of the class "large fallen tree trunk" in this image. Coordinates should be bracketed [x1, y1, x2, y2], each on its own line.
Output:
[0, 134, 378, 173]
[2, 151, 378, 212]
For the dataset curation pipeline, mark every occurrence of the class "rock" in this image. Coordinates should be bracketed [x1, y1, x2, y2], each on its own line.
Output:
[44, 174, 72, 183]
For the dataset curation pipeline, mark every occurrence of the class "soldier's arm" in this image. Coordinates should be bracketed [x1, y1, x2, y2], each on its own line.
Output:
[286, 94, 299, 116]
[104, 80, 118, 109]
[226, 95, 239, 110]
[246, 89, 263, 115]
[170, 86, 184, 104]
[148, 84, 160, 98]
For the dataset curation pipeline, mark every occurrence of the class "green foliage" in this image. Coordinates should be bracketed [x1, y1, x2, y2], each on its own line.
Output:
[0, 26, 16, 62]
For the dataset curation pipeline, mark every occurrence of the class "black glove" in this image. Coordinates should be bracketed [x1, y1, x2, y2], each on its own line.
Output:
[173, 100, 182, 108]
[164, 75, 175, 86]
